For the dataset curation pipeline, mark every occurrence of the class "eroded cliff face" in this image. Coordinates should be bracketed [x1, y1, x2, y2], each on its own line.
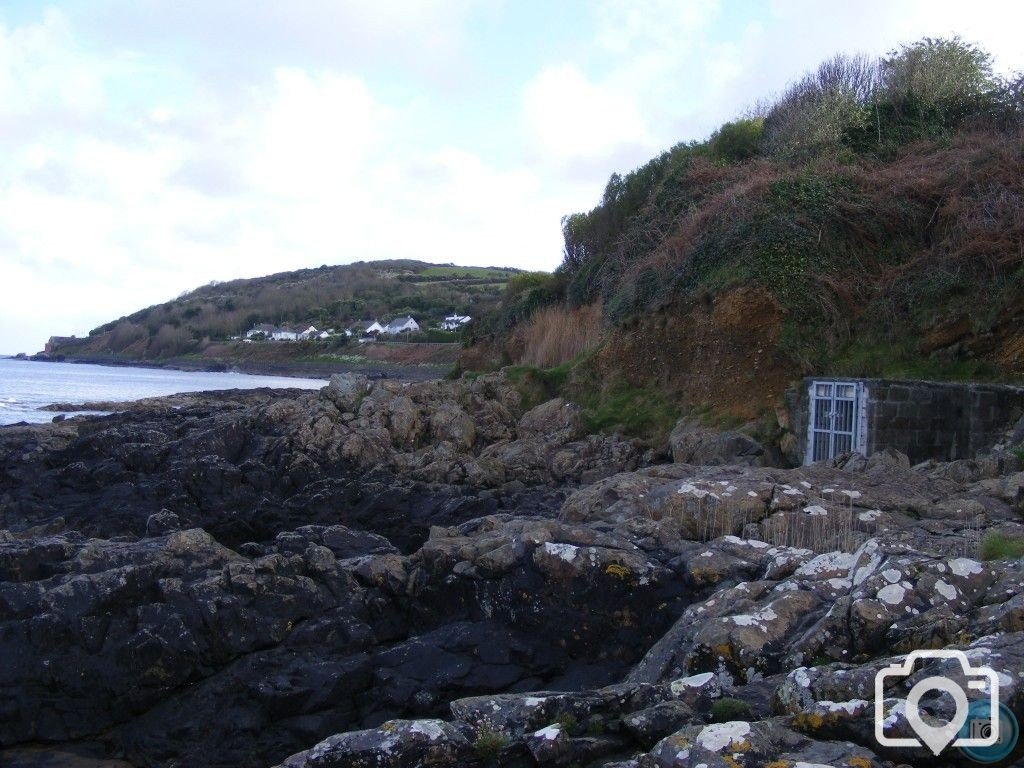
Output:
[590, 287, 793, 421]
[1, 376, 1023, 767]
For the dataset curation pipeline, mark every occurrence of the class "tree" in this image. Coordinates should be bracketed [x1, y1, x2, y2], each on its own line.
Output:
[710, 117, 764, 162]
[762, 53, 879, 157]
[881, 37, 994, 108]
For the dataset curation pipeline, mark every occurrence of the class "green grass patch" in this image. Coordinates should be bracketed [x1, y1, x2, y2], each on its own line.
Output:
[503, 358, 681, 444]
[473, 729, 508, 760]
[504, 361, 575, 410]
[980, 533, 1024, 561]
[828, 338, 1004, 381]
[709, 697, 753, 723]
[577, 382, 680, 443]
[420, 266, 515, 279]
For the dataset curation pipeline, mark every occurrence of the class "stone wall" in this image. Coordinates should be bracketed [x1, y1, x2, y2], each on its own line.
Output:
[789, 377, 1024, 465]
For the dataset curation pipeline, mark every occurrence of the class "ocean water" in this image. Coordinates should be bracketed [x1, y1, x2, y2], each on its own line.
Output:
[0, 358, 325, 426]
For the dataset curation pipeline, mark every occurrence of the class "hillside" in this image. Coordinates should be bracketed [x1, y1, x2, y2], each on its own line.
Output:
[465, 37, 1024, 441]
[46, 260, 519, 372]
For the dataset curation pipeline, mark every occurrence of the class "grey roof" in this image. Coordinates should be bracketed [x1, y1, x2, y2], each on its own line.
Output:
[384, 316, 416, 331]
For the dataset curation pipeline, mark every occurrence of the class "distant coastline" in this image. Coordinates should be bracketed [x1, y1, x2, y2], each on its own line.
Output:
[5, 353, 450, 382]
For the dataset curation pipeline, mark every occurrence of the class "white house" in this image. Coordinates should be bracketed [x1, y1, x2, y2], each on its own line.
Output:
[383, 316, 420, 335]
[441, 314, 471, 331]
[271, 327, 299, 341]
[298, 326, 318, 340]
[245, 323, 277, 339]
[356, 320, 384, 336]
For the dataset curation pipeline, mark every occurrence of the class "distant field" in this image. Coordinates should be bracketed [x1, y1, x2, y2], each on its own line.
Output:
[419, 266, 516, 279]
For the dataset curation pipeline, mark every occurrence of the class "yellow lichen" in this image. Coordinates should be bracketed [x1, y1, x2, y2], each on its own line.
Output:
[713, 643, 734, 660]
[605, 563, 630, 579]
[847, 758, 872, 768]
[793, 711, 826, 731]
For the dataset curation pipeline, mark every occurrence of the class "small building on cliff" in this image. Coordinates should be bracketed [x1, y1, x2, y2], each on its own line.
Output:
[790, 377, 1024, 465]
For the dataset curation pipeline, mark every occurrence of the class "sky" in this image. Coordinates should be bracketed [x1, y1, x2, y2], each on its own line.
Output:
[1, 1, 1022, 353]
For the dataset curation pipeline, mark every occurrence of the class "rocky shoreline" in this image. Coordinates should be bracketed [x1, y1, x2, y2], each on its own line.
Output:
[1, 374, 1023, 767]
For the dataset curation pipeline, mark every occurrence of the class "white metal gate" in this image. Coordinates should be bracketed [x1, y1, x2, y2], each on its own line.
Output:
[806, 380, 866, 463]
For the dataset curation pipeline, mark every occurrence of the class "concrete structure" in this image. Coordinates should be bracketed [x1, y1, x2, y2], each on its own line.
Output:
[790, 377, 1024, 465]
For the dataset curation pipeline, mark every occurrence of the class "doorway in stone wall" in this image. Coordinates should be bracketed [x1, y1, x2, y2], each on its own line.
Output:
[806, 380, 866, 463]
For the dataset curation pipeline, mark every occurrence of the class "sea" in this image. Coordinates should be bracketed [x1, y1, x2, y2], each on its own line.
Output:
[0, 358, 325, 426]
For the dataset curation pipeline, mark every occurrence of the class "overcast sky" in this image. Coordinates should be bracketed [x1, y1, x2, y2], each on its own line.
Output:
[1, 1, 1022, 353]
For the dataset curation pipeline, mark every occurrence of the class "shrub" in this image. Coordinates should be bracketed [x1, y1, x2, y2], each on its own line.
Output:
[979, 533, 1024, 561]
[881, 37, 994, 113]
[762, 53, 878, 157]
[473, 729, 508, 760]
[710, 117, 764, 162]
[473, 729, 509, 761]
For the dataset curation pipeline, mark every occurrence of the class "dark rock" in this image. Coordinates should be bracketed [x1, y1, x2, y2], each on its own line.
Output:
[669, 420, 765, 466]
[145, 508, 181, 536]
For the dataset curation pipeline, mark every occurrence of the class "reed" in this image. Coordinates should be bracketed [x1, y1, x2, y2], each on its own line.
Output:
[517, 303, 603, 369]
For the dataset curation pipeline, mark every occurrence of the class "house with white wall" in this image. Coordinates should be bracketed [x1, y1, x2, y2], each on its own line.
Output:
[441, 314, 471, 330]
[271, 327, 299, 341]
[245, 324, 278, 339]
[383, 316, 420, 335]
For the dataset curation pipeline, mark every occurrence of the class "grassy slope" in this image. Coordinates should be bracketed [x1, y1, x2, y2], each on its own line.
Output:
[49, 260, 520, 366]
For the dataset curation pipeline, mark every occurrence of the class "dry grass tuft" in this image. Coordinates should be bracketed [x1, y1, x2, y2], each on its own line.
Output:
[517, 303, 604, 368]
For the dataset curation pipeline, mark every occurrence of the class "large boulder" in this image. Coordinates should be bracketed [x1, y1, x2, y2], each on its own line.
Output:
[276, 719, 471, 767]
[518, 398, 585, 443]
[669, 420, 765, 466]
[322, 373, 370, 412]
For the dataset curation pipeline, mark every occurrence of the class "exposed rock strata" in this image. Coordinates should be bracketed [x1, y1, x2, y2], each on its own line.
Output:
[1, 375, 1022, 767]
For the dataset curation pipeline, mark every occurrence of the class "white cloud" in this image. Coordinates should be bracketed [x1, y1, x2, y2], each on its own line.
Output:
[523, 64, 651, 164]
[2, 0, 1024, 354]
[0, 13, 567, 353]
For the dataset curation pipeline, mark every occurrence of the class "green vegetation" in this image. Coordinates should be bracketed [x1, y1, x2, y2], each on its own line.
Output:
[577, 382, 680, 443]
[503, 360, 681, 443]
[979, 533, 1024, 561]
[419, 265, 516, 279]
[826, 339, 1002, 382]
[709, 698, 754, 723]
[472, 729, 509, 760]
[52, 260, 521, 361]
[584, 717, 605, 737]
[710, 117, 764, 162]
[504, 361, 576, 410]
[524, 36, 1024, 380]
[554, 713, 578, 734]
